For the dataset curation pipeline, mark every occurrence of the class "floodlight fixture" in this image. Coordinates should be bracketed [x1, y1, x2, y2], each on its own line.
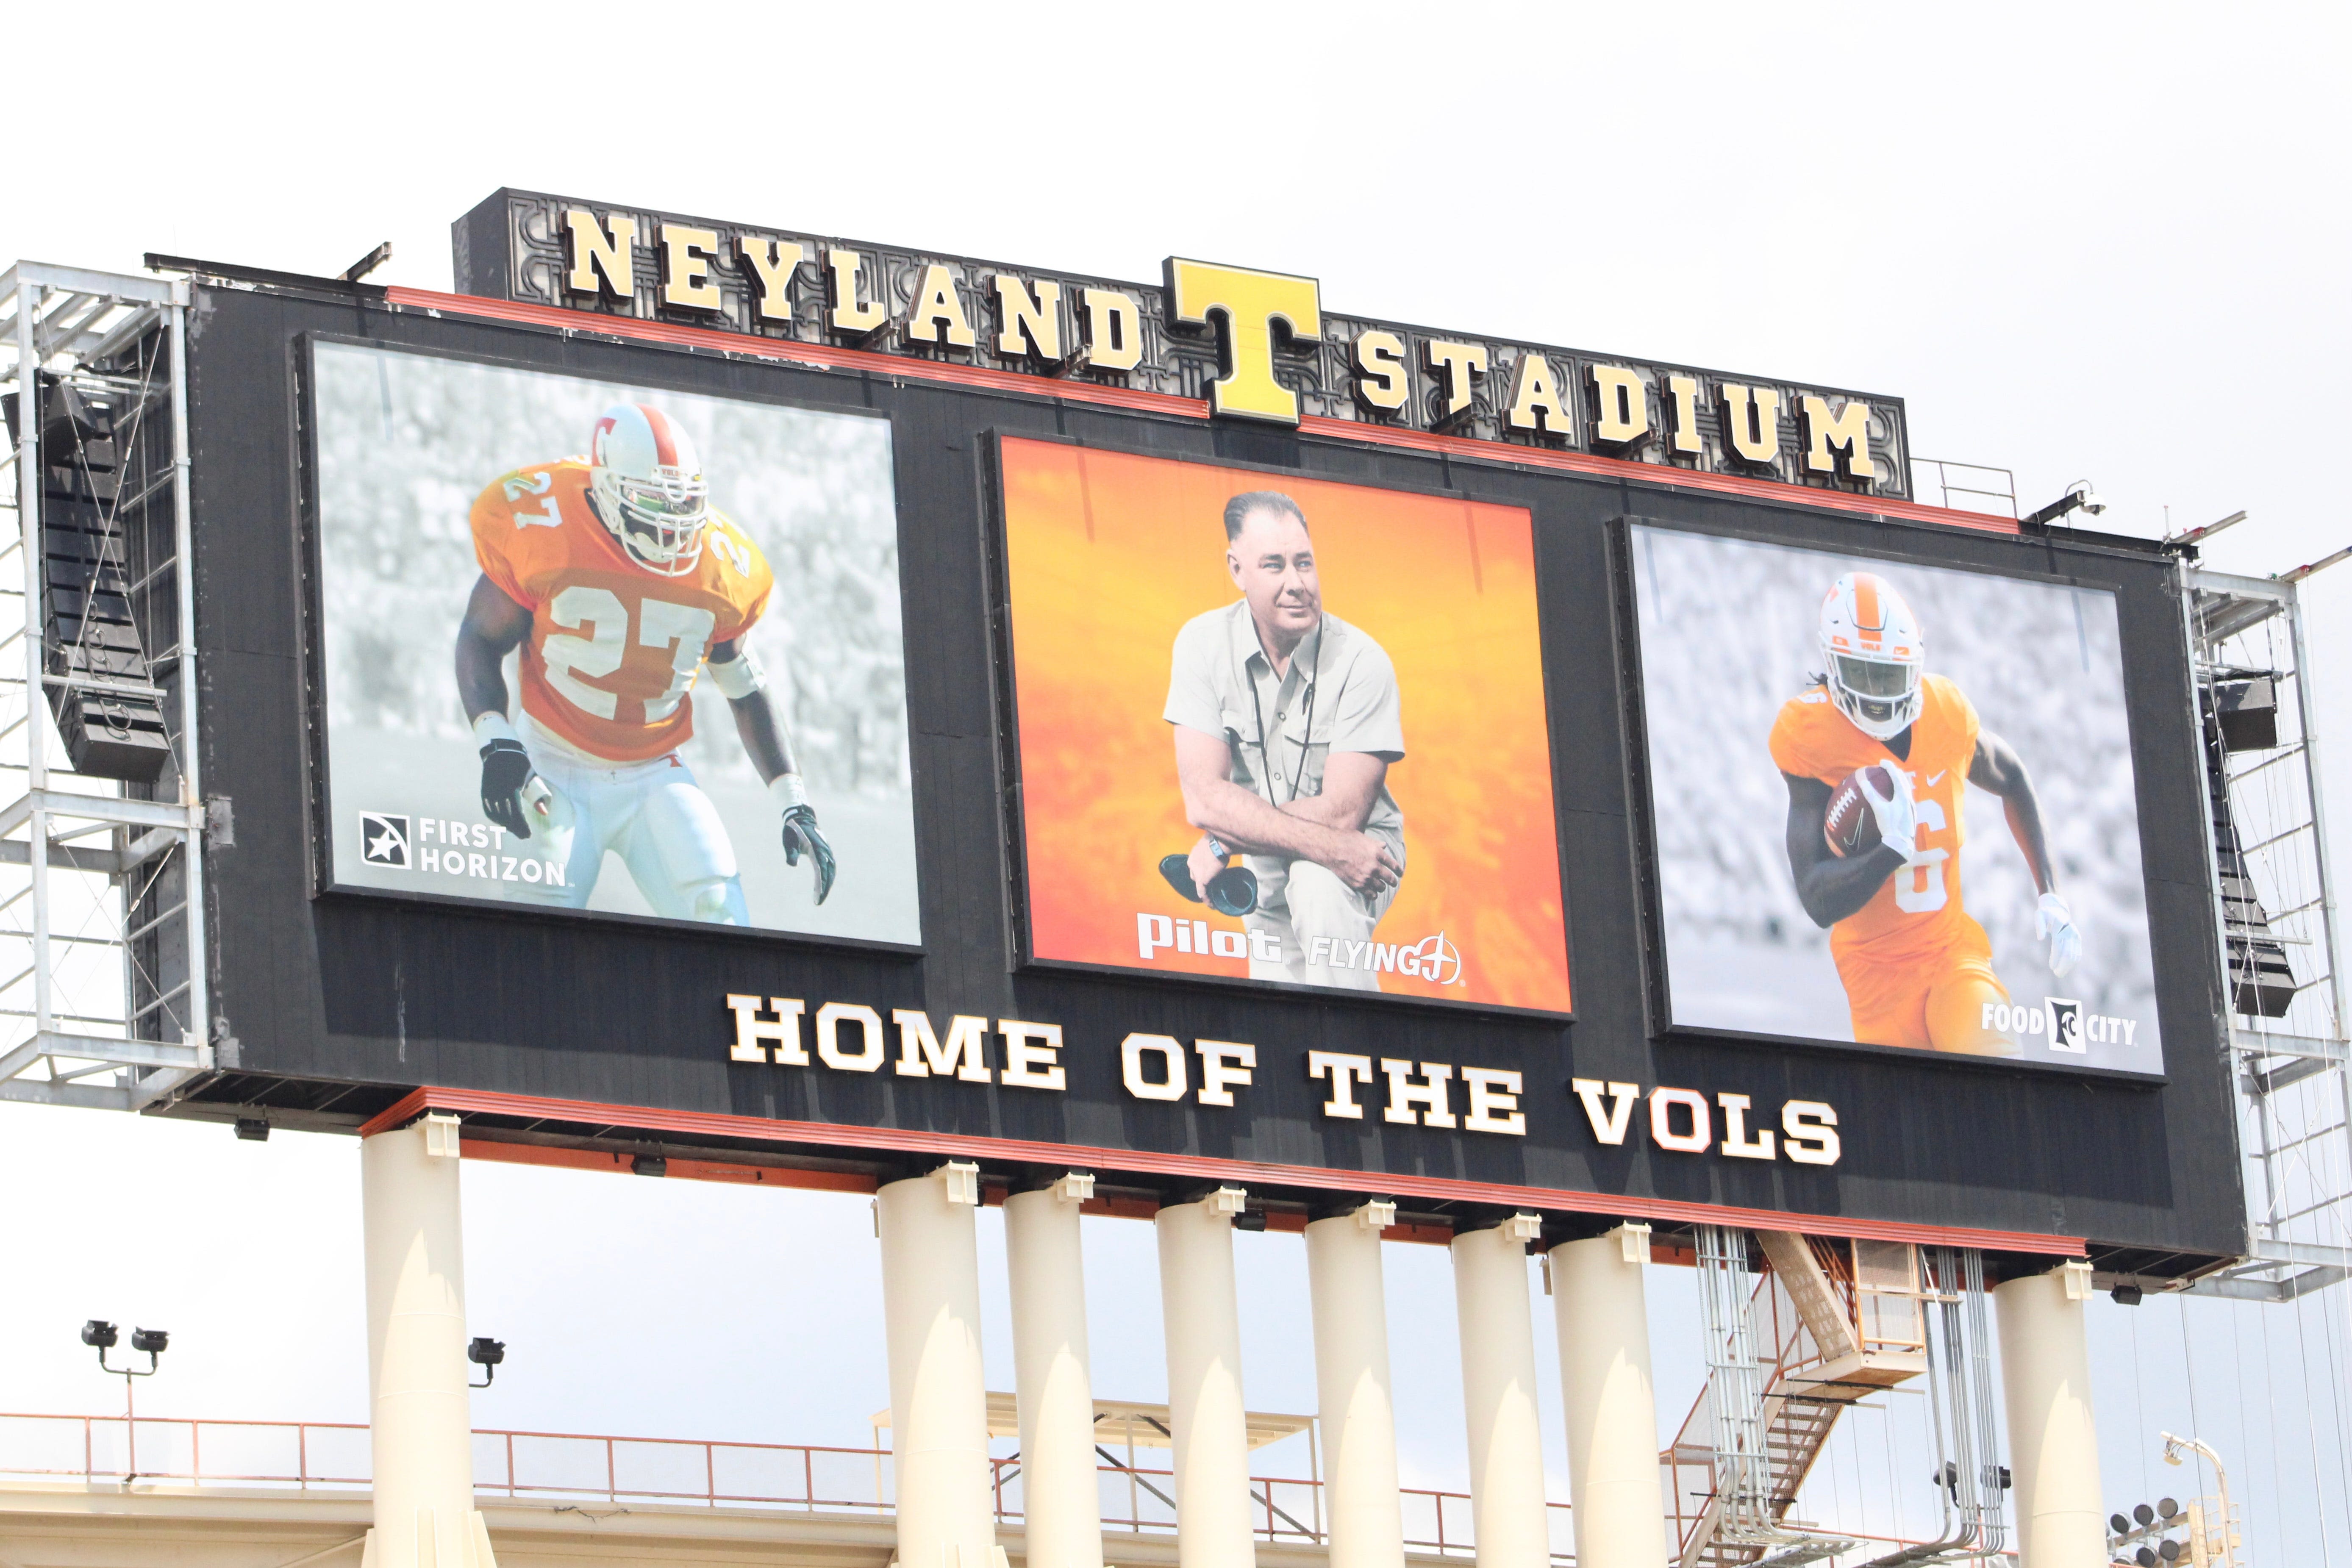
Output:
[468, 1335, 506, 1388]
[234, 1118, 270, 1142]
[2111, 1282, 2144, 1305]
[83, 1319, 165, 1376]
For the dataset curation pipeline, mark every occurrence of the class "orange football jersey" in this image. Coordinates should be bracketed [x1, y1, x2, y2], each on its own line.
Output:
[470, 458, 773, 763]
[1768, 673, 1983, 964]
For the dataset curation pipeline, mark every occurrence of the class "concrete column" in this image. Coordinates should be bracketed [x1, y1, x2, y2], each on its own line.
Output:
[1451, 1218, 1550, 1568]
[1155, 1191, 1255, 1568]
[1550, 1227, 1667, 1568]
[1996, 1264, 2104, 1568]
[1005, 1179, 1105, 1568]
[878, 1166, 997, 1568]
[361, 1113, 496, 1568]
[1305, 1205, 1405, 1568]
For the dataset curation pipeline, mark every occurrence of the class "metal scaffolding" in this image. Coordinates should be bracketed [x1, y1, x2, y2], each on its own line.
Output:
[0, 261, 211, 1111]
[2180, 555, 2352, 1300]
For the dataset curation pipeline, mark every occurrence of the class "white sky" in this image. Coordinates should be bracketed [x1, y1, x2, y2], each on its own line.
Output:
[2, 2, 2349, 1562]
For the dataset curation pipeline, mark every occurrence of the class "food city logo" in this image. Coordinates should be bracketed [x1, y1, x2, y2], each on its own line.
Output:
[470, 191, 1908, 491]
[1136, 914, 1463, 985]
[355, 810, 569, 887]
[720, 994, 1839, 1165]
[1985, 997, 2142, 1055]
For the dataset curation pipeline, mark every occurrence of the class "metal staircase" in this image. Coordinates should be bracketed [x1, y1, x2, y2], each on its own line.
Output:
[1666, 1234, 1998, 1568]
[1669, 1234, 1872, 1567]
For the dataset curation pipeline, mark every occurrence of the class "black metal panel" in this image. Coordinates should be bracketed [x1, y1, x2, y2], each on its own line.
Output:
[178, 278, 2242, 1266]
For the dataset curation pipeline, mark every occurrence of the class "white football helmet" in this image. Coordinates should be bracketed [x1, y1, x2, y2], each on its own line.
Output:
[587, 404, 708, 576]
[1819, 572, 1925, 739]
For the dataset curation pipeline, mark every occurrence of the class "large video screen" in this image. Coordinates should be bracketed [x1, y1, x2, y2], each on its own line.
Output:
[998, 438, 1572, 1013]
[309, 341, 919, 944]
[1628, 523, 2162, 1073]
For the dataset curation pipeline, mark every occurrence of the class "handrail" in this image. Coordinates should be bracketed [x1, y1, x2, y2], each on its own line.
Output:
[0, 1410, 1569, 1560]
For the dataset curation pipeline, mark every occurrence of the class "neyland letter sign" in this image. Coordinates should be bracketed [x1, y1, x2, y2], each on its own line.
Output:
[453, 189, 1908, 496]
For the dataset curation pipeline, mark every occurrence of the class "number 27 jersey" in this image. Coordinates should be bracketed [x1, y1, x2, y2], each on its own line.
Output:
[471, 459, 774, 763]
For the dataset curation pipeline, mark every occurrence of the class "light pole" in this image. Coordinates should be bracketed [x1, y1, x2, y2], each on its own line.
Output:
[81, 1321, 167, 1481]
[2160, 1432, 2240, 1568]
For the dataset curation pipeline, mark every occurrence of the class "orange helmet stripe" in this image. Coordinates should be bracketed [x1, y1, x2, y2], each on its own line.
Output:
[1852, 572, 1885, 631]
[639, 405, 680, 468]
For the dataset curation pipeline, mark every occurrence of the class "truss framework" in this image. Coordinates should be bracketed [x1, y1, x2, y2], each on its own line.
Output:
[2179, 564, 2352, 1301]
[0, 262, 211, 1111]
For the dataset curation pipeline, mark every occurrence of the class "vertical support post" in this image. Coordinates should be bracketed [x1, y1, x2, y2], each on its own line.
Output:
[361, 1114, 496, 1567]
[2283, 580, 2350, 1038]
[877, 1166, 996, 1568]
[1995, 1265, 2103, 1568]
[1550, 1227, 1668, 1568]
[15, 278, 49, 1041]
[1451, 1218, 1550, 1568]
[165, 284, 206, 1057]
[1305, 1204, 1405, 1568]
[1004, 1178, 1104, 1568]
[1156, 1191, 1254, 1568]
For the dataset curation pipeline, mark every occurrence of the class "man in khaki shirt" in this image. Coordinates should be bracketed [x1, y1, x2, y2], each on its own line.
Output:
[1162, 489, 1406, 991]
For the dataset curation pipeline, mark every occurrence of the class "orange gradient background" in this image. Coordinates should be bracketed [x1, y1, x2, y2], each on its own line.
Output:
[1000, 438, 1572, 1012]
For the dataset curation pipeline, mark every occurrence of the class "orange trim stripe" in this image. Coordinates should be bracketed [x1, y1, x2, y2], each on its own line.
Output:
[362, 1085, 2087, 1256]
[379, 287, 2022, 538]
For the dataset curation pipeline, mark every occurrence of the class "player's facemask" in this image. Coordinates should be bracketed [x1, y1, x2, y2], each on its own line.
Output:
[591, 467, 709, 577]
[1828, 652, 1923, 739]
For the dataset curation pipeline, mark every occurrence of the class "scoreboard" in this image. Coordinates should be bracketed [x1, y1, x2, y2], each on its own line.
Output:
[164, 190, 2240, 1281]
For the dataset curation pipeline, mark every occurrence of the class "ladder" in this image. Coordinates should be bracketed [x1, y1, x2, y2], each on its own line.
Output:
[2179, 563, 2352, 1301]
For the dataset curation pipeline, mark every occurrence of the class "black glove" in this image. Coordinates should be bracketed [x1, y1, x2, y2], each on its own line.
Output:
[781, 803, 837, 905]
[480, 738, 539, 840]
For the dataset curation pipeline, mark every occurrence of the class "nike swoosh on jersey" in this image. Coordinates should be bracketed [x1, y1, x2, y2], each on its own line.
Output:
[1926, 770, 1947, 785]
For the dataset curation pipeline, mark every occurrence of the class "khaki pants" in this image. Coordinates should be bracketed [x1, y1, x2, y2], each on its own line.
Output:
[1244, 858, 1400, 991]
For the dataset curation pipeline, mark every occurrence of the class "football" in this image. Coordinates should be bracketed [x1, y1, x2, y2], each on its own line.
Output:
[1822, 763, 1894, 858]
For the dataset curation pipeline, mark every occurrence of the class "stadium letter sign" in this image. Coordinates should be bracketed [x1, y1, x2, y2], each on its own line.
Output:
[723, 994, 1838, 1166]
[454, 189, 1909, 494]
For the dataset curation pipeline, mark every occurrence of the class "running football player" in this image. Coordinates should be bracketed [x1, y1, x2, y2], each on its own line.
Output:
[452, 403, 836, 923]
[1769, 572, 2078, 1055]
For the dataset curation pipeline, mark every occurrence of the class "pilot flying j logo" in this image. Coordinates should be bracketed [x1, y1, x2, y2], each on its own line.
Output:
[1134, 913, 1465, 985]
[1312, 931, 1463, 985]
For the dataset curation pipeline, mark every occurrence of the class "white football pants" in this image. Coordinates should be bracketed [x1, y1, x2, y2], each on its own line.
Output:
[511, 717, 748, 924]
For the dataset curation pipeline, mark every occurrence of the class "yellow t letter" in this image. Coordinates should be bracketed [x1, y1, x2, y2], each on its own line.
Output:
[1163, 257, 1322, 425]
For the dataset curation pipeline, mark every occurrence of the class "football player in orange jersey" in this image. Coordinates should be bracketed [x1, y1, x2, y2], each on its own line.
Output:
[1769, 572, 2078, 1055]
[451, 403, 835, 923]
